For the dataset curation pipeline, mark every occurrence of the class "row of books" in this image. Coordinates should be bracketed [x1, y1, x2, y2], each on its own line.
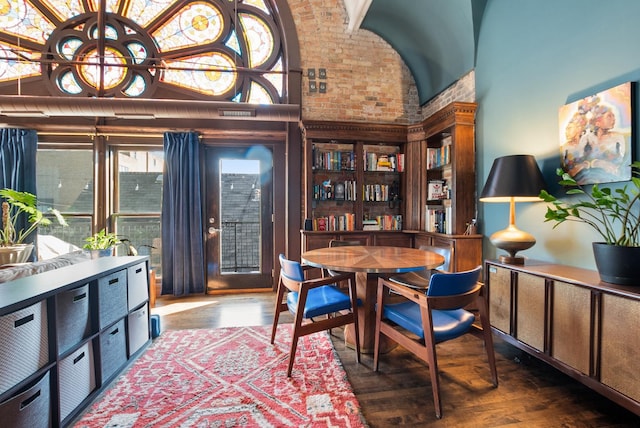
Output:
[313, 180, 357, 201]
[314, 213, 357, 231]
[312, 146, 406, 173]
[376, 215, 403, 230]
[364, 152, 405, 172]
[363, 184, 396, 202]
[313, 214, 403, 231]
[425, 205, 452, 234]
[426, 141, 451, 169]
[312, 148, 356, 171]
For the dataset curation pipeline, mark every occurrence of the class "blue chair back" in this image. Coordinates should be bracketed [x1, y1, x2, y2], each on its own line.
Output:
[418, 245, 453, 272]
[427, 266, 482, 298]
[279, 253, 304, 281]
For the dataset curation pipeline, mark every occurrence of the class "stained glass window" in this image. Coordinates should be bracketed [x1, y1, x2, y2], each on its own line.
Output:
[0, 0, 284, 103]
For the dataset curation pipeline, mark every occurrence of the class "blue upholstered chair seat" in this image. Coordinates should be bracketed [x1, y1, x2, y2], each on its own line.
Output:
[287, 285, 353, 318]
[383, 301, 476, 342]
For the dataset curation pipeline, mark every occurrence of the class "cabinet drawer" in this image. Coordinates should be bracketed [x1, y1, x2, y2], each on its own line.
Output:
[127, 303, 149, 357]
[56, 283, 91, 355]
[97, 269, 127, 329]
[0, 371, 50, 428]
[127, 262, 149, 311]
[99, 319, 127, 384]
[0, 301, 49, 396]
[58, 341, 96, 422]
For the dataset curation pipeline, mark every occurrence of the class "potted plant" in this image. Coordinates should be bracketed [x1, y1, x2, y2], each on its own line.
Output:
[539, 161, 640, 285]
[0, 188, 67, 264]
[83, 228, 120, 258]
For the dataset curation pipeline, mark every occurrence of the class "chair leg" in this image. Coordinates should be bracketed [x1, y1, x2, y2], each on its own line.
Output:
[287, 332, 300, 377]
[349, 276, 361, 364]
[270, 280, 286, 344]
[424, 334, 443, 419]
[478, 296, 499, 386]
[420, 309, 443, 419]
[287, 309, 307, 377]
[286, 289, 309, 377]
[373, 279, 385, 372]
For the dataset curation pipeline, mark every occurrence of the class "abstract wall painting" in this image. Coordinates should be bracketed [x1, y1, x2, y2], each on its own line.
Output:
[559, 81, 632, 185]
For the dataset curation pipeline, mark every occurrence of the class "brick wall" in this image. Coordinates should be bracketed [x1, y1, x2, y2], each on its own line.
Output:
[288, 0, 475, 125]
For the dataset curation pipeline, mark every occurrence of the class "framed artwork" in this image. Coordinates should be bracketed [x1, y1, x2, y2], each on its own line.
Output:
[559, 81, 632, 185]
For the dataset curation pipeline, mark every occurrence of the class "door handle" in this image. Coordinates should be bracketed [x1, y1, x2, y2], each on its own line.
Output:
[208, 227, 222, 234]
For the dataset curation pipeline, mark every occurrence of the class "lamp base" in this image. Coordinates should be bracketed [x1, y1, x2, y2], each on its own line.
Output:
[498, 255, 525, 265]
[490, 224, 536, 266]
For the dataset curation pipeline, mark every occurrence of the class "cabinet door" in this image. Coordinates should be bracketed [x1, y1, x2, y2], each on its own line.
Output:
[373, 233, 411, 247]
[551, 281, 591, 374]
[487, 264, 511, 334]
[600, 293, 640, 401]
[515, 273, 545, 351]
[302, 233, 338, 251]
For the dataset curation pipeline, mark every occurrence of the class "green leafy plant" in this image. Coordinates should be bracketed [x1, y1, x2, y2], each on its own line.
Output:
[0, 188, 67, 246]
[539, 161, 640, 246]
[83, 228, 120, 250]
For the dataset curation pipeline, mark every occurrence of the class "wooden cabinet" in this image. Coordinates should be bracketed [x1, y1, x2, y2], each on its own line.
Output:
[302, 121, 407, 232]
[412, 231, 482, 272]
[0, 257, 151, 427]
[485, 259, 640, 415]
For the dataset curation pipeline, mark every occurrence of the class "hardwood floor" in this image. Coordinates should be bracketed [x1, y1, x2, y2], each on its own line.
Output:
[153, 292, 640, 427]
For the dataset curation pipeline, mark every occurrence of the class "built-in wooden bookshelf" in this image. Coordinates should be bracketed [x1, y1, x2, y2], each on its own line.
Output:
[302, 121, 407, 232]
[301, 107, 481, 272]
[405, 102, 482, 272]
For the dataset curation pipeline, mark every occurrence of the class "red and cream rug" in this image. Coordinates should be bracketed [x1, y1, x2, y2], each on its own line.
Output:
[74, 325, 366, 427]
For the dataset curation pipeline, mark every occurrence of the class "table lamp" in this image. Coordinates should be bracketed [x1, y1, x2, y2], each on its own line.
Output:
[480, 154, 547, 264]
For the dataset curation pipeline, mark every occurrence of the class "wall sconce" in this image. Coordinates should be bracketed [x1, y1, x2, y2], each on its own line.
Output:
[480, 154, 547, 264]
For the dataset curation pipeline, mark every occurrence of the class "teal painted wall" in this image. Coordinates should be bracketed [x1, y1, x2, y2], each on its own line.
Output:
[475, 0, 640, 268]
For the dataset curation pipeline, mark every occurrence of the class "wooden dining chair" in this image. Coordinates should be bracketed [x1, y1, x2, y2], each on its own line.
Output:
[271, 254, 360, 377]
[387, 245, 453, 289]
[373, 266, 498, 419]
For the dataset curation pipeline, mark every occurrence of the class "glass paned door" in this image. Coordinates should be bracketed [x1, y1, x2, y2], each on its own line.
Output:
[205, 146, 273, 291]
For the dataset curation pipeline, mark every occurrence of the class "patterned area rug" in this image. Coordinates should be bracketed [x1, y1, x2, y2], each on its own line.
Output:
[74, 325, 366, 427]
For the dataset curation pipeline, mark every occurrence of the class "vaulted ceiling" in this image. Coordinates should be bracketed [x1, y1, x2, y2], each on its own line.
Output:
[347, 0, 487, 105]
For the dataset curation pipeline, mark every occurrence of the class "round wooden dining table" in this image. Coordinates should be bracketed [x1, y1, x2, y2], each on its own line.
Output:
[301, 245, 445, 353]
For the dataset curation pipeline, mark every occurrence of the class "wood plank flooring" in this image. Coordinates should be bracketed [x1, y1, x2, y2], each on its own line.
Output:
[154, 292, 640, 427]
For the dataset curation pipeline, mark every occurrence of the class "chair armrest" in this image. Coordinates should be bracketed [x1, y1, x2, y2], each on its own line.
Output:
[378, 277, 427, 306]
[302, 271, 355, 290]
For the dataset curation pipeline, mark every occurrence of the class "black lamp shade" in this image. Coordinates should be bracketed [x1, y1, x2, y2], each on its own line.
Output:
[480, 154, 547, 202]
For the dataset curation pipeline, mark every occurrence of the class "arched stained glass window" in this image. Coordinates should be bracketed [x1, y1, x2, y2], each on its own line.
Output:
[0, 0, 285, 104]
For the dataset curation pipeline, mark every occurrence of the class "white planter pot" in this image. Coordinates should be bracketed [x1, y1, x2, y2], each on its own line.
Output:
[88, 248, 115, 259]
[0, 244, 34, 265]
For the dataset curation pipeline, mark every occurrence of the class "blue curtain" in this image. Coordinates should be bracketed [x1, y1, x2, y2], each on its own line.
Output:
[161, 131, 205, 296]
[0, 128, 37, 254]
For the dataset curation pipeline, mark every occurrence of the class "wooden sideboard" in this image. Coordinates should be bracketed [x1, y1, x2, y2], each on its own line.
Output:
[0, 256, 151, 427]
[485, 259, 640, 415]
